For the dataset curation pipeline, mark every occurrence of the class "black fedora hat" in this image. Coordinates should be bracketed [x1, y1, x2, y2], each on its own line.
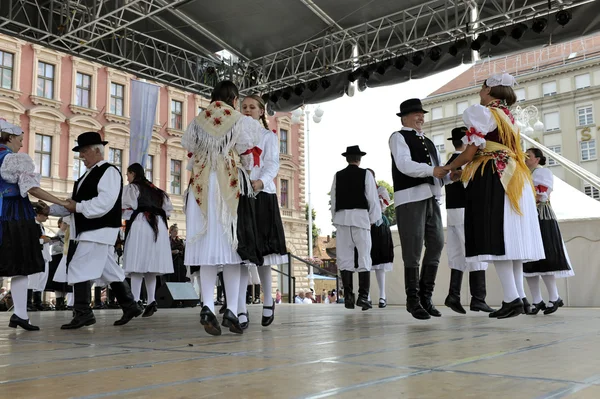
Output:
[72, 131, 108, 152]
[341, 145, 366, 157]
[396, 98, 428, 117]
[447, 126, 467, 141]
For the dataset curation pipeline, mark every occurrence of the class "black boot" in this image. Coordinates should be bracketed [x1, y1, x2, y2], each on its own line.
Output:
[405, 268, 430, 320]
[27, 289, 37, 312]
[445, 269, 466, 314]
[55, 297, 66, 311]
[246, 285, 253, 305]
[254, 284, 261, 304]
[356, 272, 372, 311]
[110, 280, 143, 326]
[419, 265, 441, 317]
[61, 282, 96, 329]
[33, 291, 45, 311]
[340, 270, 355, 309]
[469, 270, 495, 312]
[93, 286, 104, 309]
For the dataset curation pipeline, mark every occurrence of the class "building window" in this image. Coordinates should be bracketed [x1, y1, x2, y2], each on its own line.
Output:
[543, 112, 560, 131]
[433, 134, 445, 153]
[575, 73, 591, 90]
[280, 179, 289, 208]
[36, 61, 54, 99]
[75, 72, 91, 108]
[109, 148, 123, 171]
[34, 134, 52, 177]
[584, 184, 600, 201]
[580, 140, 597, 162]
[456, 101, 469, 115]
[0, 50, 13, 90]
[279, 128, 288, 155]
[170, 159, 182, 195]
[514, 88, 526, 102]
[577, 106, 593, 126]
[171, 100, 183, 130]
[145, 155, 154, 181]
[73, 140, 87, 180]
[110, 83, 124, 116]
[546, 145, 561, 166]
[431, 107, 443, 120]
[542, 81, 557, 96]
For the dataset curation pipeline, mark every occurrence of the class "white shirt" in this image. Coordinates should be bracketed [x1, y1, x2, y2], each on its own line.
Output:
[531, 167, 553, 202]
[249, 129, 279, 194]
[330, 167, 382, 230]
[49, 160, 121, 245]
[389, 127, 450, 206]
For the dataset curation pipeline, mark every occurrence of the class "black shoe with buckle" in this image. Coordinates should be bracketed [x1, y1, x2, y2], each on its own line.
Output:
[238, 312, 249, 330]
[200, 306, 222, 336]
[261, 302, 275, 327]
[222, 310, 243, 334]
[543, 298, 564, 315]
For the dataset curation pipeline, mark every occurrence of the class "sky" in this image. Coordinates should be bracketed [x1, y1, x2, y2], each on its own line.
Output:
[307, 64, 472, 236]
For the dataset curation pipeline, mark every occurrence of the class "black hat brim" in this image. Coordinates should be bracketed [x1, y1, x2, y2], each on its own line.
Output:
[72, 141, 108, 152]
[341, 151, 366, 157]
[396, 109, 429, 117]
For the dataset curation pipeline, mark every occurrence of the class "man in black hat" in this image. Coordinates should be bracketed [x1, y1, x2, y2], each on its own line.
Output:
[49, 131, 143, 329]
[389, 98, 449, 320]
[330, 145, 382, 310]
[443, 127, 494, 314]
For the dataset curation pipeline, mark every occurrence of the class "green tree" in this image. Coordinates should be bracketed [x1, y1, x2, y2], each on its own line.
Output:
[377, 180, 396, 226]
[305, 204, 320, 251]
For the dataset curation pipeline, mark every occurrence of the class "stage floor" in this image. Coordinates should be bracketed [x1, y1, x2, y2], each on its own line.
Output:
[0, 304, 597, 399]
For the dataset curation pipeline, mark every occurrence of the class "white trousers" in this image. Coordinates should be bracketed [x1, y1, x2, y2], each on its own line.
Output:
[54, 241, 125, 285]
[447, 224, 487, 272]
[336, 226, 372, 272]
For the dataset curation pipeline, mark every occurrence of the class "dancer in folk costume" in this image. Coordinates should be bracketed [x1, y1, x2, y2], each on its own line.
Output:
[365, 168, 394, 309]
[28, 201, 52, 311]
[46, 217, 71, 310]
[234, 94, 286, 329]
[182, 81, 264, 336]
[443, 73, 545, 319]
[0, 120, 69, 330]
[523, 148, 574, 315]
[122, 162, 174, 318]
[331, 146, 382, 311]
[443, 127, 494, 314]
[389, 99, 450, 320]
[49, 131, 144, 329]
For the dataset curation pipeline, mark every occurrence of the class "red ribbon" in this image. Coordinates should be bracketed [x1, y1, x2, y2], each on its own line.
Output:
[466, 126, 485, 140]
[241, 146, 263, 167]
[535, 185, 548, 193]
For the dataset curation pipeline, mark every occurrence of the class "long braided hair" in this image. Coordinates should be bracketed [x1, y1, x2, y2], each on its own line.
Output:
[127, 163, 168, 241]
[243, 94, 269, 129]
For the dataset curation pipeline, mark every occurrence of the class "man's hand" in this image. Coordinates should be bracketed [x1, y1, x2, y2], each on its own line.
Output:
[442, 165, 453, 172]
[64, 199, 77, 213]
[41, 235, 51, 244]
[433, 166, 448, 179]
[251, 179, 264, 192]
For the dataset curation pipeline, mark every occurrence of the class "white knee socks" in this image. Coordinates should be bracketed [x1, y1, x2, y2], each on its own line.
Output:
[375, 269, 386, 300]
[258, 266, 274, 317]
[494, 260, 519, 303]
[200, 266, 218, 313]
[66, 292, 74, 306]
[542, 275, 559, 301]
[11, 276, 28, 320]
[238, 266, 249, 323]
[513, 261, 526, 299]
[223, 265, 241, 316]
[130, 273, 143, 302]
[526, 276, 543, 304]
[144, 273, 157, 304]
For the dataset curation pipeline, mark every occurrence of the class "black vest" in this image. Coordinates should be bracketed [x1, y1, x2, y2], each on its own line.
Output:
[445, 152, 466, 209]
[72, 163, 123, 237]
[335, 165, 368, 211]
[391, 130, 439, 192]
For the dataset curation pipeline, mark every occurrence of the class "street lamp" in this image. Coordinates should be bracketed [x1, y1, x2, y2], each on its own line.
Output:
[514, 105, 544, 136]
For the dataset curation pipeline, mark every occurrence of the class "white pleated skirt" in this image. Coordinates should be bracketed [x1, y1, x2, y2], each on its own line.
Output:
[123, 214, 174, 275]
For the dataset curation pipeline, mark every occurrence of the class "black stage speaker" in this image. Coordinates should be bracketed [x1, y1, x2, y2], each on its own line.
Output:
[156, 282, 199, 308]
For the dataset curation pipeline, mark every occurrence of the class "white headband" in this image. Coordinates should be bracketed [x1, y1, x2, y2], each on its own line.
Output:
[485, 73, 517, 88]
[0, 119, 23, 136]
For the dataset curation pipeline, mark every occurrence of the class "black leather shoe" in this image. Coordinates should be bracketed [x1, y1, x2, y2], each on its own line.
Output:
[142, 301, 158, 318]
[261, 303, 275, 327]
[489, 298, 524, 319]
[356, 294, 372, 311]
[378, 298, 387, 309]
[445, 294, 466, 314]
[222, 310, 243, 334]
[344, 293, 355, 309]
[219, 302, 227, 315]
[543, 298, 564, 315]
[9, 314, 40, 331]
[421, 299, 442, 317]
[407, 298, 431, 320]
[238, 312, 249, 330]
[522, 297, 532, 314]
[470, 298, 495, 313]
[200, 306, 222, 336]
[114, 302, 143, 326]
[61, 309, 96, 329]
[529, 301, 546, 315]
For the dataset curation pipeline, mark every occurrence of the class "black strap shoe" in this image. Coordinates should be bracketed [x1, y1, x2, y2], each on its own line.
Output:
[222, 310, 243, 334]
[529, 301, 546, 315]
[238, 312, 249, 330]
[543, 298, 564, 315]
[142, 301, 158, 318]
[9, 314, 40, 331]
[200, 306, 222, 336]
[378, 298, 387, 308]
[489, 298, 524, 319]
[261, 303, 275, 327]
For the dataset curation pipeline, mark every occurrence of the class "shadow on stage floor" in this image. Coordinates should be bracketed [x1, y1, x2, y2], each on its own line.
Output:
[0, 304, 598, 398]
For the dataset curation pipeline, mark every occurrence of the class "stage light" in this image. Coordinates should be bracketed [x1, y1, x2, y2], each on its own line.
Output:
[411, 51, 424, 66]
[320, 77, 331, 89]
[510, 23, 528, 40]
[282, 88, 292, 101]
[470, 33, 488, 51]
[556, 9, 572, 27]
[429, 46, 442, 62]
[376, 59, 392, 75]
[261, 93, 270, 104]
[490, 30, 507, 46]
[270, 91, 280, 103]
[448, 38, 468, 57]
[394, 56, 406, 70]
[307, 80, 319, 92]
[293, 83, 305, 96]
[532, 18, 548, 34]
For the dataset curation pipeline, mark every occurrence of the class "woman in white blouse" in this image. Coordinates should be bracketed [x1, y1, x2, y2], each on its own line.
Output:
[523, 148, 573, 315]
[122, 162, 174, 318]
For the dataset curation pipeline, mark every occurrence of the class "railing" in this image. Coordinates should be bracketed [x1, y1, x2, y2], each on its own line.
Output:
[289, 254, 340, 303]
[269, 264, 296, 304]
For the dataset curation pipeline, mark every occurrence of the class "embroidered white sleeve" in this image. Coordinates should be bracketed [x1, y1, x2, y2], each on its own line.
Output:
[462, 105, 498, 148]
[532, 168, 554, 201]
[258, 131, 280, 186]
[377, 186, 391, 210]
[235, 116, 265, 170]
[121, 184, 139, 220]
[0, 153, 41, 197]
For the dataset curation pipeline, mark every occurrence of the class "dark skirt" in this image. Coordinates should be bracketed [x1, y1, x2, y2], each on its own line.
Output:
[464, 162, 506, 258]
[236, 189, 264, 266]
[371, 223, 394, 266]
[45, 254, 72, 292]
[0, 196, 45, 277]
[255, 192, 287, 258]
[523, 203, 572, 275]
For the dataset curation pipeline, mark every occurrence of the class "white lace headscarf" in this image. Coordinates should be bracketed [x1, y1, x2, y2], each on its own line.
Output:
[485, 72, 517, 88]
